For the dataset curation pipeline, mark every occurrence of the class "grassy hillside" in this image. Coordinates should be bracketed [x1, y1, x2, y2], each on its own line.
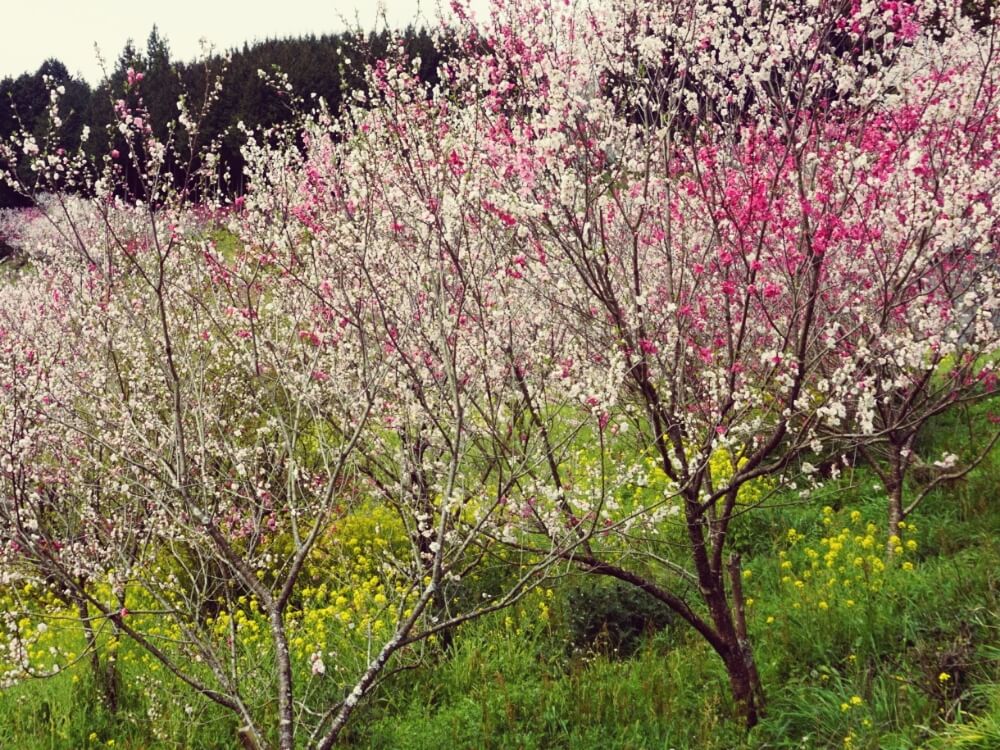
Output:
[1, 401, 998, 749]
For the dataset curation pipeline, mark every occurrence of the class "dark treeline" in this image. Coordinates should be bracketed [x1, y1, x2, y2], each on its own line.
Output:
[0, 26, 449, 208]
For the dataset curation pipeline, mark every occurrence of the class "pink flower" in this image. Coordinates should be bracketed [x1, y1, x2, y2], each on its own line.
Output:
[110, 149, 120, 159]
[763, 282, 782, 299]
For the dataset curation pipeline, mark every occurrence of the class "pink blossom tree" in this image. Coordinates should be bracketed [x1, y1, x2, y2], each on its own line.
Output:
[326, 0, 998, 725]
[827, 22, 1000, 544]
[0, 61, 577, 749]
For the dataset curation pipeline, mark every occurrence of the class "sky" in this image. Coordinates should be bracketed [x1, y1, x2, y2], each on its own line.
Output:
[1, 0, 487, 84]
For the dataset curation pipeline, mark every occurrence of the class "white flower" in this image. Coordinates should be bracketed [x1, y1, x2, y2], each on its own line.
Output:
[637, 35, 666, 64]
[933, 453, 958, 470]
[310, 652, 326, 676]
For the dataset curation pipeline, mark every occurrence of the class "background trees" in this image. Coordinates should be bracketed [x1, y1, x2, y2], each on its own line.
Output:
[1, 28, 451, 209]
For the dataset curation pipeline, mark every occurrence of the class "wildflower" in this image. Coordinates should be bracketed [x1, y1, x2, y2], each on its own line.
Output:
[938, 672, 951, 682]
[310, 651, 326, 676]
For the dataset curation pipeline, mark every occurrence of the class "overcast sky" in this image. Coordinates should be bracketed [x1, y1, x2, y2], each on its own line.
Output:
[2, 0, 488, 84]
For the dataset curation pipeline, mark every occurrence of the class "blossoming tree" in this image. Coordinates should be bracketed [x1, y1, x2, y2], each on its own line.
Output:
[0, 71, 571, 748]
[820, 22, 1000, 544]
[0, 0, 997, 743]
[314, 0, 998, 726]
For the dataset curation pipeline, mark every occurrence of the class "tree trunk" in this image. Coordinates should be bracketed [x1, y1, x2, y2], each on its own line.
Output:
[886, 447, 905, 555]
[75, 594, 119, 712]
[684, 490, 765, 728]
[407, 431, 454, 650]
[727, 554, 764, 724]
[269, 610, 295, 750]
[887, 484, 903, 552]
[704, 576, 765, 727]
[722, 643, 764, 728]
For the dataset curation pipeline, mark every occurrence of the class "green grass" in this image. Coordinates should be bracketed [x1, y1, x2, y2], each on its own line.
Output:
[2, 407, 999, 749]
[347, 498, 1000, 750]
[0, 658, 238, 749]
